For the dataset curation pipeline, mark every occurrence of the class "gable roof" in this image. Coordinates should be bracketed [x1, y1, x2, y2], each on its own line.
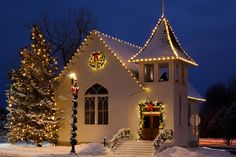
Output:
[56, 30, 145, 91]
[129, 17, 198, 66]
[56, 30, 202, 100]
[96, 31, 140, 72]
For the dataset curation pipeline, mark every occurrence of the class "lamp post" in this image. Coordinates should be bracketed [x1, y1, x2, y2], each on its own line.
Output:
[69, 73, 79, 154]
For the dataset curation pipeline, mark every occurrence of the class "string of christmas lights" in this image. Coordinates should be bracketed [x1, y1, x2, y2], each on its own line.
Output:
[6, 25, 61, 146]
[129, 17, 198, 66]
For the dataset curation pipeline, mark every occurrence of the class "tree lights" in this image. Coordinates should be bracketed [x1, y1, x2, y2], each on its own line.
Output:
[6, 25, 60, 146]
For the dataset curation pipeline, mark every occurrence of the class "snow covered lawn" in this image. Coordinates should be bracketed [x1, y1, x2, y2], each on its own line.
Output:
[0, 143, 110, 157]
[0, 143, 235, 157]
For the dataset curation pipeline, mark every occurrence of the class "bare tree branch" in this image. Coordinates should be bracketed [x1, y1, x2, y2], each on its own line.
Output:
[35, 8, 97, 66]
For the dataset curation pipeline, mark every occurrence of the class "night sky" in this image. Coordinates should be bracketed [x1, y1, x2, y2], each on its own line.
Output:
[0, 0, 236, 108]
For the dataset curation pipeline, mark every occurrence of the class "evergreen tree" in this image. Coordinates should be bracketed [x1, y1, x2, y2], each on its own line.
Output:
[6, 25, 60, 146]
[220, 102, 236, 145]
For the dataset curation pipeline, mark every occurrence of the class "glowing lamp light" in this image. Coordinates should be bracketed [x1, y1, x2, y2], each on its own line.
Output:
[69, 73, 77, 80]
[69, 73, 77, 85]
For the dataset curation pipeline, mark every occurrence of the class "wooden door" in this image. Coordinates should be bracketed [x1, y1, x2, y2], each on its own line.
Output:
[142, 115, 160, 140]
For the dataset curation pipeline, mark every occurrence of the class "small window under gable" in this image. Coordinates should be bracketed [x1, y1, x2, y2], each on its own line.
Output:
[144, 64, 154, 82]
[158, 63, 169, 82]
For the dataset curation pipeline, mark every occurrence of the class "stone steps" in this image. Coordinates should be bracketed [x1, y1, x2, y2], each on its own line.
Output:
[113, 140, 153, 157]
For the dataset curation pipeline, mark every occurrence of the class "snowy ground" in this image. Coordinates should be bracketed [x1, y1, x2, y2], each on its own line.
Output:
[0, 143, 235, 157]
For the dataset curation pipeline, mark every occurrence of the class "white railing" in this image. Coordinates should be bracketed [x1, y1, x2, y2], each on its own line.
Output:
[153, 129, 174, 152]
[107, 128, 131, 150]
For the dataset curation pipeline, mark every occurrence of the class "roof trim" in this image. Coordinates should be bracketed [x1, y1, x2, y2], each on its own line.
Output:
[164, 18, 178, 58]
[55, 31, 94, 81]
[130, 18, 163, 61]
[95, 31, 145, 90]
[165, 19, 198, 66]
[55, 30, 145, 91]
[129, 17, 198, 66]
[188, 96, 206, 102]
[98, 31, 141, 49]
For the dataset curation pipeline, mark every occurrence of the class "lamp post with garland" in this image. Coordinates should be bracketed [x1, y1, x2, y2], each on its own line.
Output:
[69, 73, 79, 154]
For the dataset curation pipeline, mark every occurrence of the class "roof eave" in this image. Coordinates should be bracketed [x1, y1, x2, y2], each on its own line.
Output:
[177, 57, 198, 66]
[188, 96, 206, 102]
[129, 56, 198, 66]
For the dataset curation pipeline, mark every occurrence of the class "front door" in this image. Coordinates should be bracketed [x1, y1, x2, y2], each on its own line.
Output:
[142, 115, 159, 140]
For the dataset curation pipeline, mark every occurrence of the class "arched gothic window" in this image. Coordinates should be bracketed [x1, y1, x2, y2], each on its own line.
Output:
[85, 84, 108, 125]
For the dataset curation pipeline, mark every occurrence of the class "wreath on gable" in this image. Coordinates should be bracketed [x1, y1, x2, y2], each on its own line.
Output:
[88, 51, 106, 70]
[137, 99, 165, 140]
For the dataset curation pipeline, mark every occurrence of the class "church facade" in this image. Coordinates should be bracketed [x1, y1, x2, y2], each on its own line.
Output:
[55, 15, 204, 147]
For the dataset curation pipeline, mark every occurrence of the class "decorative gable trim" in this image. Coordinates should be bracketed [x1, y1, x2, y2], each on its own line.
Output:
[129, 17, 198, 66]
[98, 31, 141, 49]
[164, 18, 178, 58]
[95, 31, 145, 90]
[130, 17, 163, 61]
[55, 30, 145, 91]
[165, 19, 198, 66]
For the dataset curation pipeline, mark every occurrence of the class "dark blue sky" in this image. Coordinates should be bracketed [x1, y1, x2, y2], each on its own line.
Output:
[0, 0, 236, 108]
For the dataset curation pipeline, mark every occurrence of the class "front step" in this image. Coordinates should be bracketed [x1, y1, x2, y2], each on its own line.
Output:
[113, 140, 153, 157]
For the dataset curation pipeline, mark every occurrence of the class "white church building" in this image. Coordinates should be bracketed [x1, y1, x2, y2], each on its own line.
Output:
[55, 9, 205, 147]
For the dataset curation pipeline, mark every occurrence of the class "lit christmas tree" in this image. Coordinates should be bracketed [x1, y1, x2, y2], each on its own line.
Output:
[6, 26, 60, 146]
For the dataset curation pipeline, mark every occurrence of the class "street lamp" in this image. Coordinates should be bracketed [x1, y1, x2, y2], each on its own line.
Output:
[69, 73, 79, 154]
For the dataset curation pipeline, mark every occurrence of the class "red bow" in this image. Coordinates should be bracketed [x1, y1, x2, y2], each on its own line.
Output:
[147, 103, 153, 111]
[71, 87, 79, 95]
[92, 52, 100, 62]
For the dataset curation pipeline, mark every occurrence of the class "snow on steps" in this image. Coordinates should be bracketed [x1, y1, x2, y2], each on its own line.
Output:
[113, 140, 153, 157]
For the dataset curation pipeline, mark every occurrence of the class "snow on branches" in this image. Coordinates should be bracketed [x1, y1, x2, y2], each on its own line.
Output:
[6, 25, 61, 146]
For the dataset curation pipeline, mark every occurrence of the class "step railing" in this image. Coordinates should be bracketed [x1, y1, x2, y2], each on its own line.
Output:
[107, 128, 131, 150]
[152, 129, 174, 152]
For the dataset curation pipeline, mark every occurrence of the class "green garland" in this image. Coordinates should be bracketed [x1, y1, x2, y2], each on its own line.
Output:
[137, 100, 165, 140]
[89, 51, 106, 70]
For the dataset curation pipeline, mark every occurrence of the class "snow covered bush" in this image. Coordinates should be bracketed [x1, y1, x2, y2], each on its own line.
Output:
[78, 143, 109, 155]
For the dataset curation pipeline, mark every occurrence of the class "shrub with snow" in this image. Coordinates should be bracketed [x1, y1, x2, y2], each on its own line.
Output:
[154, 146, 195, 157]
[78, 143, 109, 155]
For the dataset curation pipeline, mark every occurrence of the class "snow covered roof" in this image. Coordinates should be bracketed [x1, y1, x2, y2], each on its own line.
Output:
[96, 31, 203, 101]
[96, 31, 140, 72]
[188, 84, 206, 102]
[129, 17, 198, 66]
[56, 30, 203, 99]
[56, 30, 144, 90]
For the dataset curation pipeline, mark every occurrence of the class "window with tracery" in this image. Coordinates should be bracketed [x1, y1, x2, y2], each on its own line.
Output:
[85, 84, 108, 125]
